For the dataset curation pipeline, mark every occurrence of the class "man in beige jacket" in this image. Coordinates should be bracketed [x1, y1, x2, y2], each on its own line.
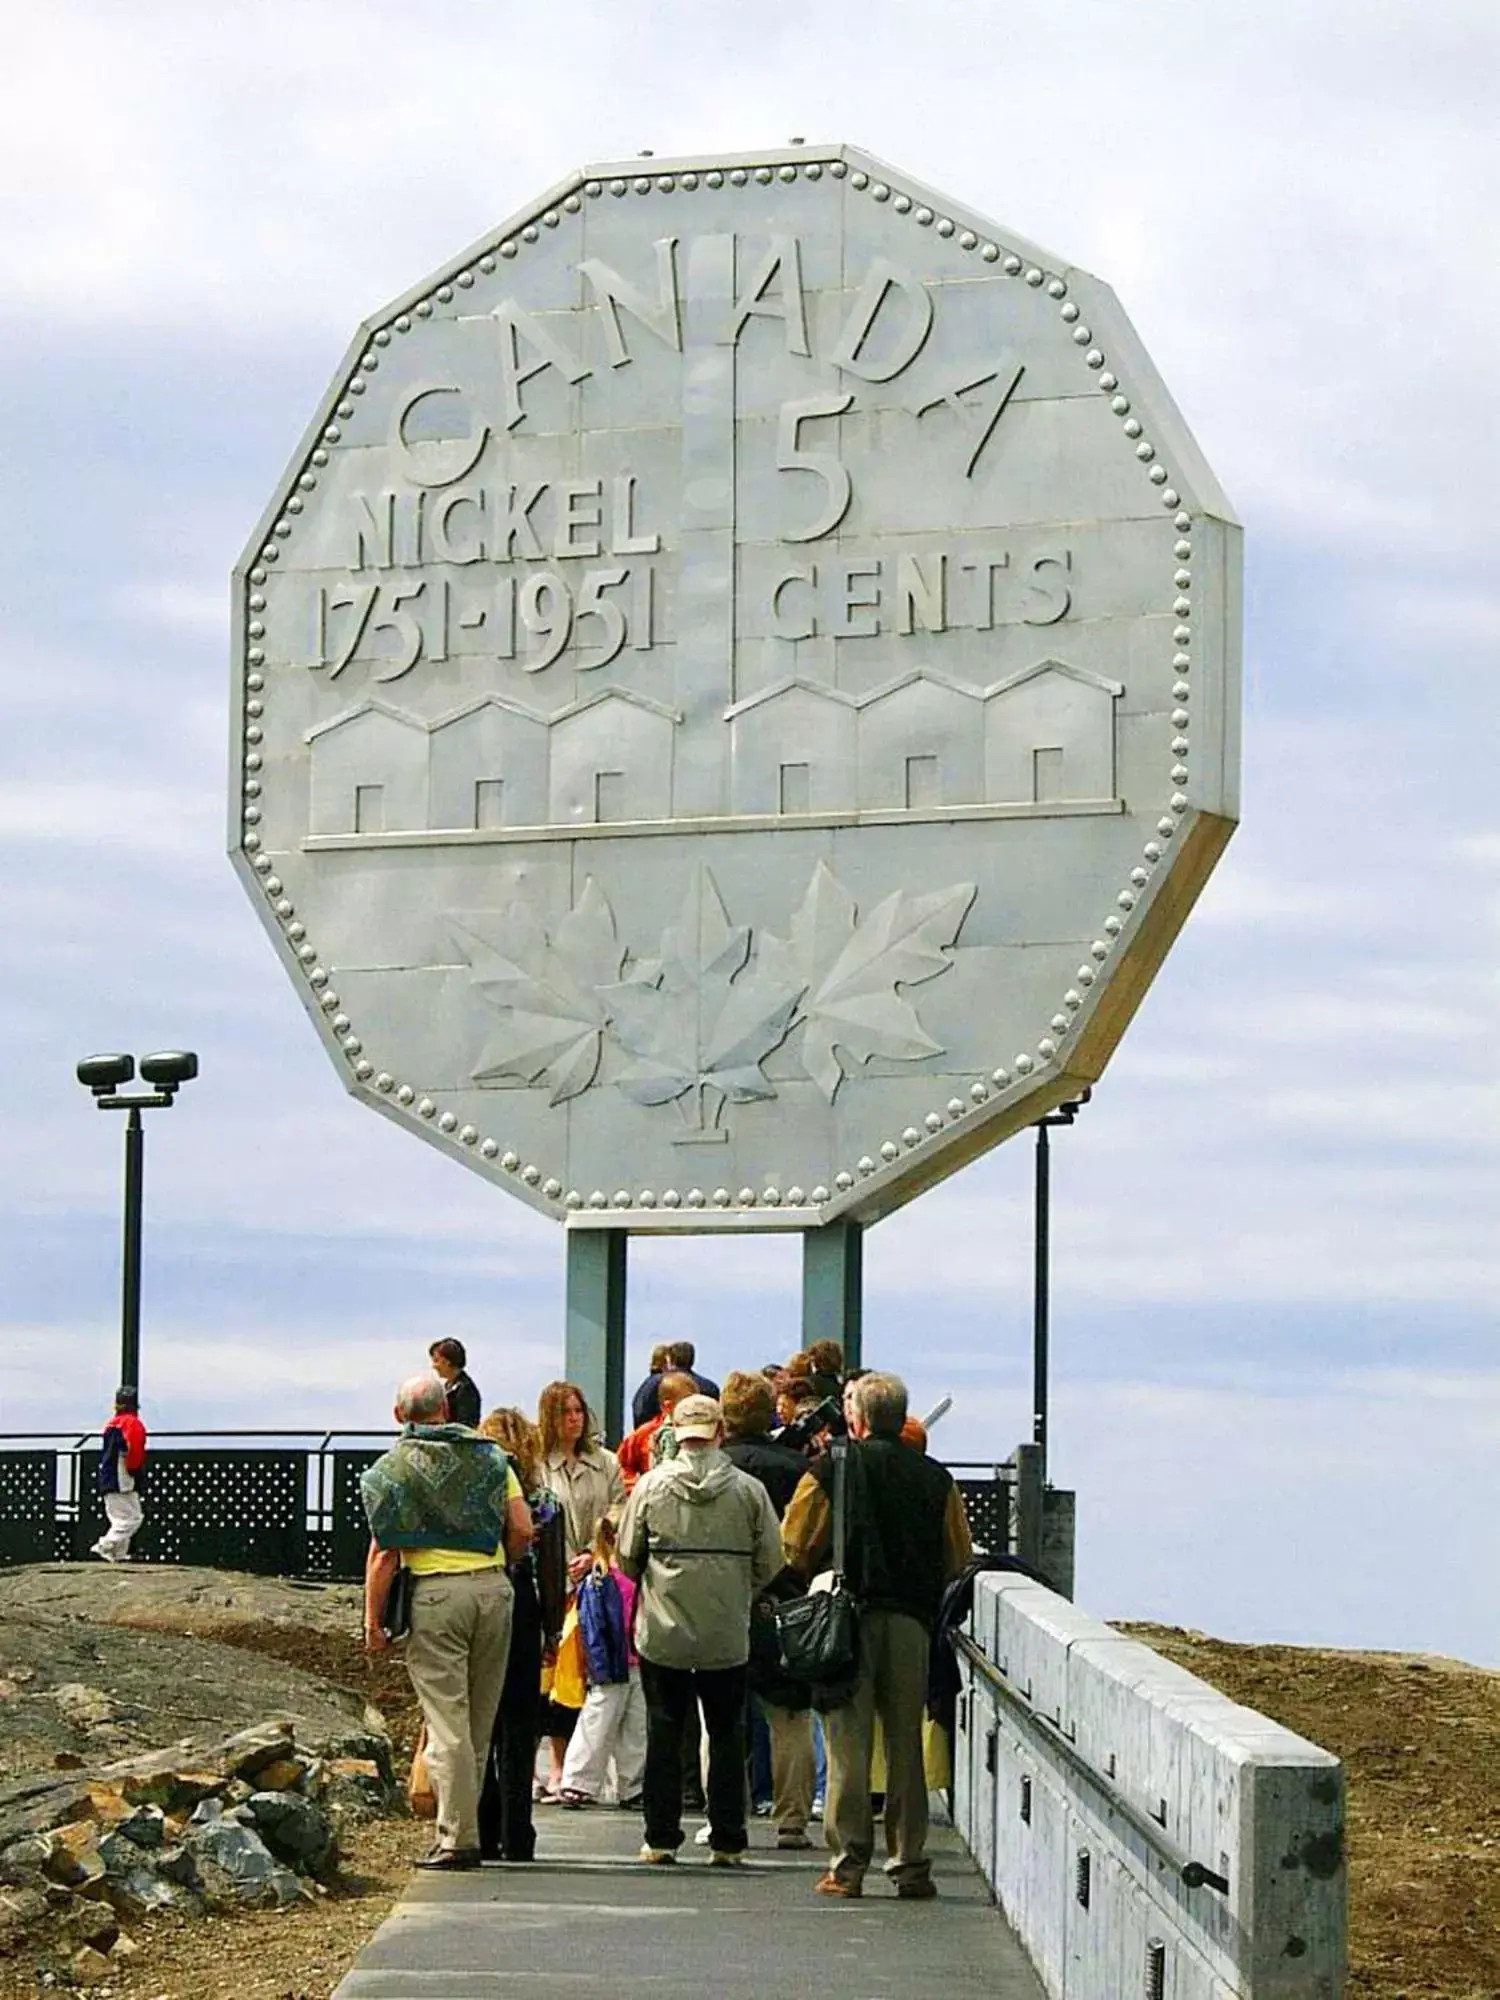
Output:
[618, 1395, 782, 1867]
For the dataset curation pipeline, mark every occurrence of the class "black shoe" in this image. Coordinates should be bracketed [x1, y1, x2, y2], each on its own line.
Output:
[501, 1849, 535, 1862]
[681, 1790, 706, 1812]
[415, 1846, 483, 1871]
[896, 1876, 938, 1900]
[617, 1793, 643, 1811]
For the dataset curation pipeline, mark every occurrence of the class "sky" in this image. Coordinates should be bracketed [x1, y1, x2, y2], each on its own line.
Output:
[1, 1, 1496, 1668]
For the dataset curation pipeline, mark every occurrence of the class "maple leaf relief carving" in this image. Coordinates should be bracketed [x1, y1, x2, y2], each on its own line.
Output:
[760, 861, 975, 1101]
[449, 877, 625, 1105]
[452, 861, 975, 1134]
[602, 867, 804, 1133]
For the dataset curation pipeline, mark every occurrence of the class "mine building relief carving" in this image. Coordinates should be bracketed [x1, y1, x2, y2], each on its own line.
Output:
[304, 659, 1120, 841]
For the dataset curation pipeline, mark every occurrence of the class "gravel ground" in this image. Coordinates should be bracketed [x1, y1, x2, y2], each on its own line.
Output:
[0, 1815, 428, 2000]
[0, 1569, 1490, 1998]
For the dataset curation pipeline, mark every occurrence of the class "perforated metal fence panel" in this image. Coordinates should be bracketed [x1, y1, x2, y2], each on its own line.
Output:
[71, 1450, 308, 1573]
[0, 1452, 56, 1565]
[67, 1451, 108, 1560]
[2, 1440, 1008, 1582]
[332, 1450, 384, 1580]
[958, 1476, 1014, 1557]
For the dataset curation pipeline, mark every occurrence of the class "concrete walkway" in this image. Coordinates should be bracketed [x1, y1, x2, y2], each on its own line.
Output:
[333, 1807, 1045, 1999]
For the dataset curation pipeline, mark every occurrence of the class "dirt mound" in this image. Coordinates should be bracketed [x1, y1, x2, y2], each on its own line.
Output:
[193, 1623, 423, 1761]
[1123, 1624, 1500, 2000]
[0, 1561, 422, 1769]
[0, 1616, 378, 1790]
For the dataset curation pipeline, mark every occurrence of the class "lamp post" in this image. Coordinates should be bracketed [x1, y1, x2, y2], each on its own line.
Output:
[1032, 1086, 1090, 1484]
[76, 1051, 198, 1393]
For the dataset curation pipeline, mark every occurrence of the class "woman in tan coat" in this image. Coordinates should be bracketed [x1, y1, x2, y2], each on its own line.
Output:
[536, 1381, 625, 1797]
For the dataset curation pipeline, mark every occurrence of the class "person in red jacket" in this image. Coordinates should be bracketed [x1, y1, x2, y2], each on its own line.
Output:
[616, 1372, 697, 1491]
[92, 1386, 148, 1563]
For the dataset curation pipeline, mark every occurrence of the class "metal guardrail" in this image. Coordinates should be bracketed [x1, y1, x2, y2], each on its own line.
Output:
[0, 1430, 397, 1579]
[0, 1433, 1015, 1579]
[954, 1629, 1230, 1896]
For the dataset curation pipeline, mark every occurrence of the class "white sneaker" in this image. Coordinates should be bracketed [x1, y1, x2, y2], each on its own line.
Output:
[639, 1845, 676, 1864]
[90, 1542, 118, 1564]
[693, 1823, 713, 1845]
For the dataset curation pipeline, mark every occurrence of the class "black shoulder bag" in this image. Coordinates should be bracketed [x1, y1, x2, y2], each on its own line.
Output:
[773, 1440, 861, 1709]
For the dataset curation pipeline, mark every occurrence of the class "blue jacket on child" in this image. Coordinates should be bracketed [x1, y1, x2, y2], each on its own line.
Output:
[577, 1566, 630, 1686]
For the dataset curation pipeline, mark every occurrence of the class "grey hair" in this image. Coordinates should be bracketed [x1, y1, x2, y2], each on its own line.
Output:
[396, 1372, 448, 1422]
[850, 1370, 908, 1436]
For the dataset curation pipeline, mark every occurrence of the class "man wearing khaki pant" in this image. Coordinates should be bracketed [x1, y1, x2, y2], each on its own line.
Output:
[764, 1699, 817, 1843]
[363, 1373, 532, 1869]
[721, 1372, 820, 1850]
[782, 1372, 972, 1900]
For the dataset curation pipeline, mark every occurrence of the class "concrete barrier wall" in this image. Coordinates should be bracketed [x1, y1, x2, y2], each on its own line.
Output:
[952, 1574, 1346, 1999]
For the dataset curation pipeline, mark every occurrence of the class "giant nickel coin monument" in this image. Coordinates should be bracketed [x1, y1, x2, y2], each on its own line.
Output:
[231, 145, 1240, 1402]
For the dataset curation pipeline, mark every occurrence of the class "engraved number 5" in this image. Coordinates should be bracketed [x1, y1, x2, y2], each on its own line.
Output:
[369, 581, 427, 682]
[574, 567, 629, 668]
[777, 392, 855, 543]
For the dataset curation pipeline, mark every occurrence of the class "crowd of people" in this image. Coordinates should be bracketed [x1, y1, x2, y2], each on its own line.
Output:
[361, 1334, 972, 1900]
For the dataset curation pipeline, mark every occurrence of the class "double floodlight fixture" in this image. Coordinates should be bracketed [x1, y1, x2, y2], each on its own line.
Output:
[74, 1048, 199, 1391]
[77, 1050, 199, 1109]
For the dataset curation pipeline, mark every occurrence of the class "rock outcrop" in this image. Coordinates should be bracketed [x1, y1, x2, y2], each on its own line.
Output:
[0, 1714, 401, 1968]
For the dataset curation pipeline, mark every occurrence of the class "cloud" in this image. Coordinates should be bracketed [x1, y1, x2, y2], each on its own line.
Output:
[0, 1316, 562, 1435]
[0, 782, 219, 852]
[1054, 1368, 1500, 1666]
[1189, 867, 1357, 933]
[112, 582, 229, 639]
[1, 0, 1495, 1672]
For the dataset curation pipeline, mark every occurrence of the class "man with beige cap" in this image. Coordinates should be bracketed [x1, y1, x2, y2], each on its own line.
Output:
[618, 1393, 782, 1866]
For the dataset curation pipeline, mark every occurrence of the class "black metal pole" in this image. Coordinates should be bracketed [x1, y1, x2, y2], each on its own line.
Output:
[1032, 1117, 1050, 1479]
[121, 1106, 144, 1392]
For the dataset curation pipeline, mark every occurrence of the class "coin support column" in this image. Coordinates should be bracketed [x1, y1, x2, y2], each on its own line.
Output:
[801, 1221, 862, 1370]
[565, 1229, 628, 1446]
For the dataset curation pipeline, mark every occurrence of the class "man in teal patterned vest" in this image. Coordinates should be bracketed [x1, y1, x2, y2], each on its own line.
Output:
[363, 1374, 532, 1869]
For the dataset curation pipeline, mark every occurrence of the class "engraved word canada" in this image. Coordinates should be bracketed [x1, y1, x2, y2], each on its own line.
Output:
[300, 234, 1078, 685]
